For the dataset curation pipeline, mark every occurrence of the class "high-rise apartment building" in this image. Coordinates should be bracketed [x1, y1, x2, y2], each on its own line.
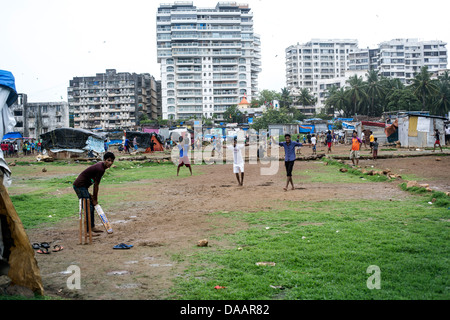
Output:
[285, 39, 358, 109]
[156, 1, 261, 120]
[375, 38, 447, 83]
[287, 38, 448, 114]
[68, 69, 159, 130]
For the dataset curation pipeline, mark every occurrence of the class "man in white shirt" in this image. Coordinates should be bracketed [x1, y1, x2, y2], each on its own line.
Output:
[225, 137, 248, 186]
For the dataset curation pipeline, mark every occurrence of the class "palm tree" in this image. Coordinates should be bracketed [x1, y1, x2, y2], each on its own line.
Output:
[296, 88, 316, 107]
[365, 70, 385, 116]
[410, 66, 439, 110]
[346, 74, 368, 116]
[325, 86, 350, 117]
[279, 87, 293, 109]
[433, 80, 450, 116]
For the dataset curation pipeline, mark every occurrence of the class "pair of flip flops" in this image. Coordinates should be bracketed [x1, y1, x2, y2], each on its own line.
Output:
[32, 242, 63, 254]
[113, 243, 133, 250]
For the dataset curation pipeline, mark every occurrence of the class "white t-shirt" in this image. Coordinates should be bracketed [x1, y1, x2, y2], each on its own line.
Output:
[228, 144, 244, 165]
[178, 144, 189, 158]
[311, 137, 316, 145]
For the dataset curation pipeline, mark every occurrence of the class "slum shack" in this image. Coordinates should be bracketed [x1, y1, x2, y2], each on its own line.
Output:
[40, 128, 105, 159]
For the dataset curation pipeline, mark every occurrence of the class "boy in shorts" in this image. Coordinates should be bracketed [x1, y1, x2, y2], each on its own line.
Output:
[350, 131, 362, 166]
[177, 136, 192, 176]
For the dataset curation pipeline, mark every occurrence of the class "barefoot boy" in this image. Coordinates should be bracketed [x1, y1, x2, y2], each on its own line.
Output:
[272, 134, 311, 191]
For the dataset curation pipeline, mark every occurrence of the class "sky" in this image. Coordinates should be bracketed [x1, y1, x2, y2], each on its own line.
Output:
[2, 0, 450, 102]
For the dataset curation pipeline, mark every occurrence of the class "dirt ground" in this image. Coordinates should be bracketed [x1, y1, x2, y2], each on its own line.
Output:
[14, 144, 450, 299]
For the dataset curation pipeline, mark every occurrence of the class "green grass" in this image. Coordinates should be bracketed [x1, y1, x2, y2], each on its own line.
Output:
[400, 183, 450, 208]
[170, 199, 450, 300]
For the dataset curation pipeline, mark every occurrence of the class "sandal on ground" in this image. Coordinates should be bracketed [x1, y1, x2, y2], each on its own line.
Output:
[40, 242, 50, 249]
[113, 243, 133, 250]
[32, 243, 40, 250]
[52, 245, 64, 252]
[37, 248, 50, 254]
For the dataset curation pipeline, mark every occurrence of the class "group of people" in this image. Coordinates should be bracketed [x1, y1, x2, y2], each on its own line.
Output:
[1, 141, 18, 157]
[0, 139, 42, 157]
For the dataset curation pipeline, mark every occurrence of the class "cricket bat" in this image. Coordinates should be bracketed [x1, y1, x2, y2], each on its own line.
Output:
[94, 204, 113, 234]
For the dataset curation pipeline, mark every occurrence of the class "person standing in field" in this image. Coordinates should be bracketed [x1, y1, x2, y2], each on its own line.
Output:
[311, 134, 317, 155]
[272, 134, 310, 191]
[176, 136, 192, 176]
[350, 131, 362, 167]
[372, 137, 379, 160]
[73, 152, 115, 234]
[369, 131, 375, 153]
[433, 129, 443, 152]
[326, 131, 333, 153]
[223, 137, 248, 186]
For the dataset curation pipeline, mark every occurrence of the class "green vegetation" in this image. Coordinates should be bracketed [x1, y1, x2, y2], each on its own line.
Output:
[325, 67, 450, 117]
[171, 198, 449, 300]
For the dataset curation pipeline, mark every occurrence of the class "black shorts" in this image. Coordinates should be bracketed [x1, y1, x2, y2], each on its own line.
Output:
[285, 161, 295, 177]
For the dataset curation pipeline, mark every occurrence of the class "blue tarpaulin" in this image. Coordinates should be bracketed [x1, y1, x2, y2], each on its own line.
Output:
[2, 132, 22, 140]
[299, 125, 314, 133]
[0, 70, 18, 107]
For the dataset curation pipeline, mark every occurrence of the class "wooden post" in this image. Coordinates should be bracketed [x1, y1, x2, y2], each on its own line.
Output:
[79, 199, 82, 245]
[87, 199, 92, 244]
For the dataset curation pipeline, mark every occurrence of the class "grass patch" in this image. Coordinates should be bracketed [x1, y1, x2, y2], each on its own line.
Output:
[321, 158, 389, 183]
[170, 199, 450, 300]
[400, 182, 450, 208]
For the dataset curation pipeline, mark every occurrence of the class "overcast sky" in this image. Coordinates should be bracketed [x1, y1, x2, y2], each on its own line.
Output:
[2, 0, 449, 102]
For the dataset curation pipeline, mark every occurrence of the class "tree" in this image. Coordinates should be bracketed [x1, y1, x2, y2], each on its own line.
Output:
[255, 89, 280, 107]
[346, 74, 368, 116]
[250, 109, 294, 131]
[279, 87, 293, 109]
[365, 70, 385, 116]
[385, 87, 421, 112]
[410, 66, 439, 110]
[433, 80, 450, 116]
[223, 105, 244, 123]
[296, 88, 316, 108]
[325, 86, 351, 117]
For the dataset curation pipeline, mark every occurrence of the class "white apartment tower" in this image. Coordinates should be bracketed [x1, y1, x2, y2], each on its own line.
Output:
[376, 38, 447, 83]
[157, 1, 261, 120]
[285, 39, 358, 98]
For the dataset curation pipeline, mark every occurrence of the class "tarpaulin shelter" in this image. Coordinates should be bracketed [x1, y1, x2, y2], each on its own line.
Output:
[125, 131, 164, 152]
[2, 132, 22, 140]
[0, 70, 44, 295]
[40, 127, 105, 158]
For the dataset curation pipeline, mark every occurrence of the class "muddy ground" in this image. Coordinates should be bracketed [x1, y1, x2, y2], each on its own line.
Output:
[11, 145, 450, 299]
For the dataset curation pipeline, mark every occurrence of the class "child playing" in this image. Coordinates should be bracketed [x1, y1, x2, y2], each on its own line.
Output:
[311, 134, 317, 155]
[372, 137, 379, 160]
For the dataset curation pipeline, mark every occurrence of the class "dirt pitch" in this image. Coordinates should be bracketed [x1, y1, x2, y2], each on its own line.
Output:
[21, 145, 450, 299]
